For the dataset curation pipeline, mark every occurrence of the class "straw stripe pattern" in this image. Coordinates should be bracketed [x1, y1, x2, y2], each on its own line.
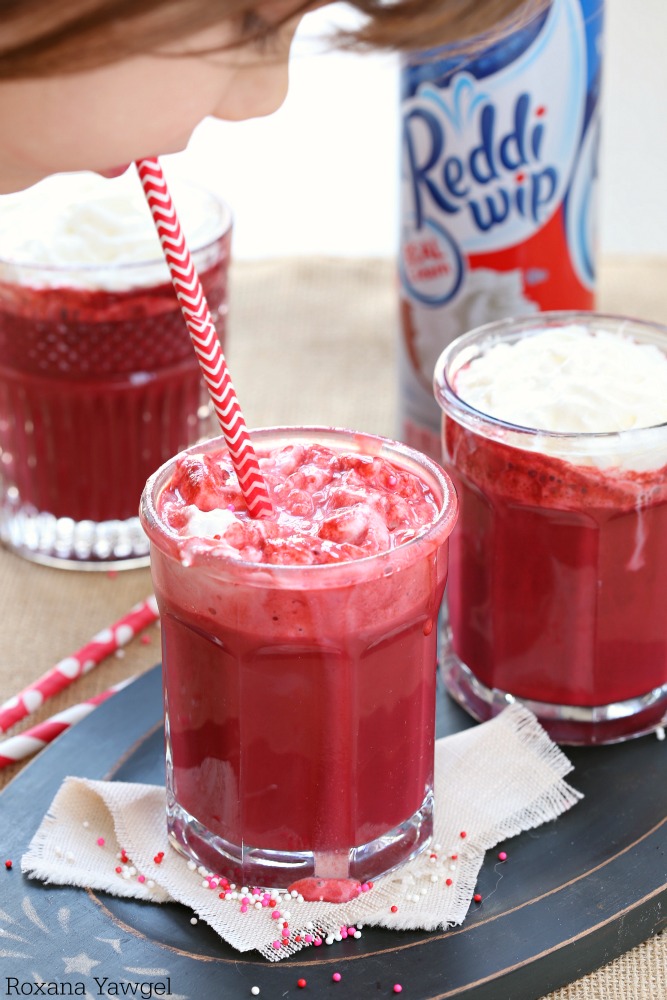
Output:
[0, 596, 158, 734]
[135, 158, 272, 519]
[0, 678, 134, 769]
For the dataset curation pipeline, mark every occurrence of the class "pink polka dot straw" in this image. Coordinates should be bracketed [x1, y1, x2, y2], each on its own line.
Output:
[0, 595, 158, 734]
[135, 158, 272, 520]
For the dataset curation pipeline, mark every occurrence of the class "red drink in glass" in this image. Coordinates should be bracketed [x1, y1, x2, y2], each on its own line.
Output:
[140, 427, 457, 886]
[434, 313, 667, 744]
[0, 173, 231, 568]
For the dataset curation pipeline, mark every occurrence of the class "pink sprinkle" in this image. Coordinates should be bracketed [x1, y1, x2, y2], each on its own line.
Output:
[347, 926, 356, 935]
[271, 910, 281, 920]
[314, 937, 322, 947]
[341, 929, 348, 939]
[140, 635, 152, 645]
[272, 940, 281, 950]
[498, 851, 508, 862]
[96, 838, 105, 847]
[304, 934, 313, 944]
[332, 973, 342, 983]
[393, 986, 403, 994]
[360, 883, 370, 892]
[137, 874, 146, 883]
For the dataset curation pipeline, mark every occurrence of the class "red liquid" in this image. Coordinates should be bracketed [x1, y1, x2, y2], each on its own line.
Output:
[444, 419, 667, 710]
[0, 235, 229, 523]
[146, 434, 454, 883]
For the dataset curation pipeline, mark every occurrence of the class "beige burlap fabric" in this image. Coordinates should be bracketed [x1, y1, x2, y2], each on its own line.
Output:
[1, 256, 665, 986]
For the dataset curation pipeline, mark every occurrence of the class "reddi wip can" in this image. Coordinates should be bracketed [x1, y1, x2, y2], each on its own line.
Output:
[398, 0, 604, 459]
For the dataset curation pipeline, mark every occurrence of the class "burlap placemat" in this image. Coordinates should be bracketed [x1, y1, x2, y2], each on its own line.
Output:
[0, 255, 665, 994]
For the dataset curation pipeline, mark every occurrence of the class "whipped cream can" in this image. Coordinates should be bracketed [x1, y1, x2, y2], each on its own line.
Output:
[398, 0, 604, 458]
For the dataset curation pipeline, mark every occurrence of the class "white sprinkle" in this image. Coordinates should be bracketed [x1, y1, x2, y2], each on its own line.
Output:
[190, 917, 198, 925]
[55, 847, 63, 858]
[429, 856, 437, 863]
[255, 902, 263, 910]
[82, 821, 89, 828]
[326, 936, 334, 946]
[354, 931, 362, 939]
[430, 875, 438, 883]
[128, 867, 137, 876]
[283, 910, 291, 920]
[334, 933, 342, 942]
[433, 843, 442, 851]
[297, 895, 305, 903]
[656, 726, 665, 741]
[202, 880, 209, 888]
[115, 649, 126, 659]
[66, 852, 75, 862]
[230, 883, 237, 890]
[421, 887, 428, 895]
[306, 921, 314, 930]
[251, 988, 260, 996]
[122, 871, 131, 879]
[357, 924, 364, 930]
[187, 860, 197, 871]
[291, 890, 298, 898]
[449, 864, 457, 871]
[147, 880, 155, 888]
[197, 866, 207, 876]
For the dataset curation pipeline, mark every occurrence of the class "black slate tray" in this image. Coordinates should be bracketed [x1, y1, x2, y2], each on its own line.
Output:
[0, 665, 665, 999]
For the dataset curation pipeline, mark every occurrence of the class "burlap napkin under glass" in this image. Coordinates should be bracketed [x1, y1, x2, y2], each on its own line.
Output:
[22, 702, 582, 962]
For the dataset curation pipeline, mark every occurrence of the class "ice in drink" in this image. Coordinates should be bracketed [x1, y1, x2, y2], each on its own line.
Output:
[140, 427, 457, 886]
[0, 172, 231, 567]
[434, 313, 667, 744]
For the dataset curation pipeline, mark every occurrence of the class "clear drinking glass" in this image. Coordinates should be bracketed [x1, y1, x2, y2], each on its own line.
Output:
[140, 427, 458, 887]
[434, 312, 667, 744]
[0, 177, 232, 569]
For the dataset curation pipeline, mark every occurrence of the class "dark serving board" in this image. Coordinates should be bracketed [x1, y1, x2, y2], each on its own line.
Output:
[0, 665, 665, 999]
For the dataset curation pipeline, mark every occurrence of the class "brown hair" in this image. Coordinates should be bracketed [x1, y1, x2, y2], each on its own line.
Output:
[0, 0, 549, 79]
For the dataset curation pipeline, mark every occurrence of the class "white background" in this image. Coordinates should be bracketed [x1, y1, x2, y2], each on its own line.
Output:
[170, 0, 667, 260]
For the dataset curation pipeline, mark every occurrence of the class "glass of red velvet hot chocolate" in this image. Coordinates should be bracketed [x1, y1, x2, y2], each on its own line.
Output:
[0, 172, 231, 568]
[140, 426, 457, 888]
[434, 312, 667, 745]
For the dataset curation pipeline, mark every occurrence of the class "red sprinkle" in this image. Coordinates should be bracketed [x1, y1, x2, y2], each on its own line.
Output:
[474, 893, 482, 903]
[297, 979, 307, 989]
[115, 866, 122, 874]
[153, 852, 165, 865]
[460, 831, 467, 839]
[4, 860, 12, 870]
[450, 854, 458, 861]
[445, 879, 453, 886]
[140, 635, 152, 645]
[390, 905, 398, 913]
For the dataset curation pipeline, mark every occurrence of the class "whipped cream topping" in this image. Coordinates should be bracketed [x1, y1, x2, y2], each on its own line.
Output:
[456, 325, 667, 433]
[0, 172, 230, 289]
[454, 325, 667, 470]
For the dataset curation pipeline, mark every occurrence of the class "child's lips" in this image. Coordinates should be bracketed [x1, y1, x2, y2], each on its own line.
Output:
[96, 164, 131, 179]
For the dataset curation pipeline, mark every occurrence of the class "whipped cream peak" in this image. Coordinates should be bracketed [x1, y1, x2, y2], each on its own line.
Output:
[456, 325, 667, 435]
[0, 172, 230, 289]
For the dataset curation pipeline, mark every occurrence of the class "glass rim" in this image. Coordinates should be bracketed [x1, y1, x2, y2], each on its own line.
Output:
[140, 425, 458, 583]
[433, 310, 667, 441]
[0, 177, 233, 274]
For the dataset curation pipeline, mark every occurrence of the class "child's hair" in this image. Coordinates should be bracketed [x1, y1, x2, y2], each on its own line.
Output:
[0, 0, 548, 79]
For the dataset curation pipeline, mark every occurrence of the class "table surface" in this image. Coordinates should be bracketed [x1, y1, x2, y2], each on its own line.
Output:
[0, 255, 665, 999]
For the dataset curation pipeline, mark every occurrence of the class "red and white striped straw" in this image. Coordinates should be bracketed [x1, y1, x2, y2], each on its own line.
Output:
[0, 678, 134, 769]
[135, 158, 272, 520]
[0, 595, 158, 734]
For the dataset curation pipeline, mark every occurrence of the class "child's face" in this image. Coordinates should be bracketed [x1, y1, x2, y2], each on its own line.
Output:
[0, 13, 302, 193]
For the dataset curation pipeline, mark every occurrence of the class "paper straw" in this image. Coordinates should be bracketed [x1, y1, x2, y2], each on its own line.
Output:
[0, 595, 159, 734]
[0, 678, 134, 769]
[135, 158, 272, 519]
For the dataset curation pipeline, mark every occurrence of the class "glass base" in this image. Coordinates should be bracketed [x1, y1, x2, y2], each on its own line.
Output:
[166, 791, 434, 889]
[0, 507, 150, 570]
[441, 638, 667, 745]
